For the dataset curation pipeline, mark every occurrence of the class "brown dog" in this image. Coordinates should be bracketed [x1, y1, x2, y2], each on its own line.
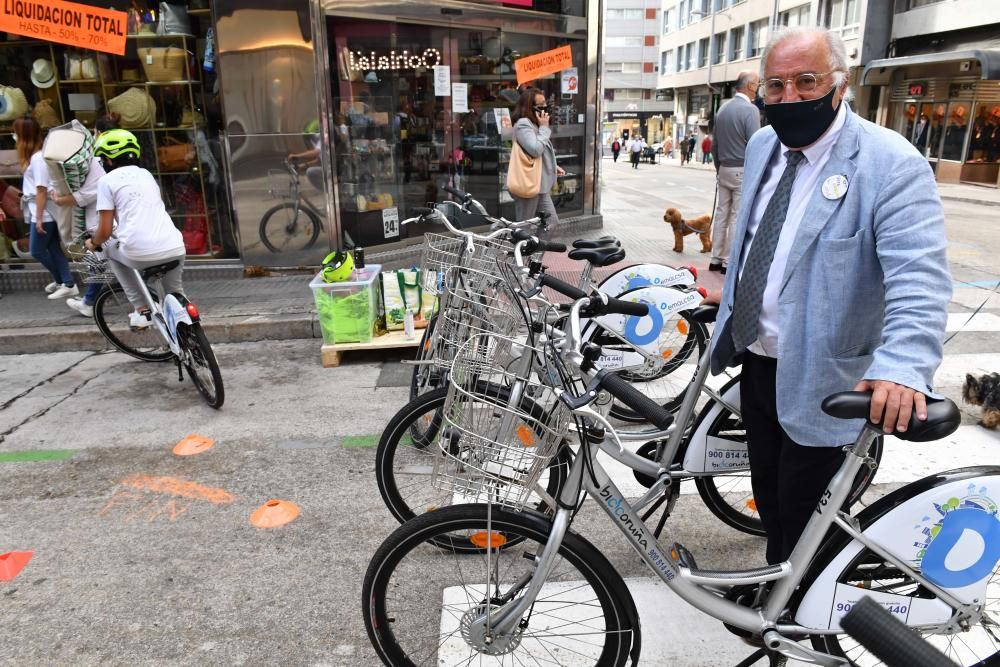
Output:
[664, 207, 712, 253]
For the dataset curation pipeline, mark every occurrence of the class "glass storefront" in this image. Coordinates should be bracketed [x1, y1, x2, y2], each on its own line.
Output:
[0, 0, 237, 262]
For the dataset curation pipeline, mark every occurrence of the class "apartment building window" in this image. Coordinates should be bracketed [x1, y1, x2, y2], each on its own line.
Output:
[676, 49, 684, 72]
[607, 36, 644, 47]
[678, 0, 687, 27]
[607, 8, 644, 19]
[713, 0, 727, 10]
[695, 0, 711, 17]
[823, 0, 861, 36]
[748, 19, 768, 58]
[606, 62, 643, 73]
[662, 49, 675, 73]
[730, 25, 745, 60]
[712, 32, 726, 65]
[663, 7, 674, 33]
[615, 89, 644, 100]
[686, 41, 696, 70]
[779, 4, 811, 26]
[698, 38, 709, 68]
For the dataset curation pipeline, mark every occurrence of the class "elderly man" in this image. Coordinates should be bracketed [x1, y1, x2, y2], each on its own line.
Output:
[705, 27, 950, 564]
[710, 71, 761, 274]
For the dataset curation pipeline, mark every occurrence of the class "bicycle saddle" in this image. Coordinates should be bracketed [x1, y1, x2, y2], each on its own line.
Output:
[689, 305, 718, 323]
[572, 235, 620, 249]
[821, 392, 961, 442]
[140, 260, 181, 280]
[567, 246, 626, 267]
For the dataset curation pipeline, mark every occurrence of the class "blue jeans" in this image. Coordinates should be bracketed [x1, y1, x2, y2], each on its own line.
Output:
[29, 220, 74, 286]
[83, 282, 101, 305]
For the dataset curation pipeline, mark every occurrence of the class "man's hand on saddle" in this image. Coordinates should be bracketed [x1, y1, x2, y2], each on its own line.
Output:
[853, 379, 928, 434]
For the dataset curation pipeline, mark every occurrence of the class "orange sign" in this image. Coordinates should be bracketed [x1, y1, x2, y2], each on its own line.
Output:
[0, 0, 127, 56]
[514, 45, 573, 85]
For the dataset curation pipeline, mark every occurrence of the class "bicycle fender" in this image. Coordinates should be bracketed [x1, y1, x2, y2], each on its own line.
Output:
[596, 263, 697, 295]
[681, 377, 747, 474]
[163, 294, 194, 343]
[592, 285, 702, 360]
[794, 467, 1000, 631]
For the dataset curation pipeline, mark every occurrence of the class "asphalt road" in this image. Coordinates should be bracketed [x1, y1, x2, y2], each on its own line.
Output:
[2, 160, 998, 666]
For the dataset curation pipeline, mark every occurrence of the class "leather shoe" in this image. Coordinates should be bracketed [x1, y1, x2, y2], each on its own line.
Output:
[708, 262, 723, 272]
[720, 265, 727, 275]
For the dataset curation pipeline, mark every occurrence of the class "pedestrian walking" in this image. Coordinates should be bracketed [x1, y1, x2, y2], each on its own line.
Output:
[687, 134, 697, 165]
[629, 136, 644, 169]
[509, 87, 564, 226]
[704, 27, 950, 565]
[701, 134, 713, 164]
[664, 137, 673, 159]
[611, 137, 621, 162]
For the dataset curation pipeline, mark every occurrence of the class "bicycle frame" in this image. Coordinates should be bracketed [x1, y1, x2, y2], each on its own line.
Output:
[128, 268, 193, 358]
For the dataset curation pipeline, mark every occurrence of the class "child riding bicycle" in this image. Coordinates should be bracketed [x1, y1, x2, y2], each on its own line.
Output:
[84, 129, 186, 329]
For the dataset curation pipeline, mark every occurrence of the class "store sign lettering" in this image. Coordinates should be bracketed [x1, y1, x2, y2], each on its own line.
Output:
[514, 45, 573, 85]
[349, 48, 442, 72]
[0, 0, 127, 55]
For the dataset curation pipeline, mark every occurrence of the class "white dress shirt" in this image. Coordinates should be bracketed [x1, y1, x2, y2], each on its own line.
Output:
[739, 101, 848, 357]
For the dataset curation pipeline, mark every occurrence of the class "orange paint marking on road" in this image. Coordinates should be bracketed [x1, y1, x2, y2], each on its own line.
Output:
[172, 434, 215, 457]
[0, 552, 33, 581]
[119, 475, 234, 505]
[250, 499, 300, 529]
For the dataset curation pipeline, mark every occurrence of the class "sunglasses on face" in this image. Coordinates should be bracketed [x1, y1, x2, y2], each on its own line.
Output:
[533, 105, 549, 114]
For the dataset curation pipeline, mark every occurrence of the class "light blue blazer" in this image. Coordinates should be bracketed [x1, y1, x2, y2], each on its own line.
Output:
[709, 106, 952, 446]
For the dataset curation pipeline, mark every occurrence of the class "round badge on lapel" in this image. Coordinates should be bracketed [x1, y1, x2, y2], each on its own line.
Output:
[822, 174, 849, 200]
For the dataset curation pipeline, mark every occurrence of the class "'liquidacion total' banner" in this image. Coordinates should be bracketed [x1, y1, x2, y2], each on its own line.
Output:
[0, 0, 127, 56]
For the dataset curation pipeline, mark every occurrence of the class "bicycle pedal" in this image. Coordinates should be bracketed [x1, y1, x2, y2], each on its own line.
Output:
[671, 542, 697, 570]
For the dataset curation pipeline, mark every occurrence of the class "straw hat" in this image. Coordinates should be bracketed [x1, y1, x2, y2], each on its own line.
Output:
[32, 99, 61, 130]
[30, 59, 56, 88]
[0, 85, 29, 121]
[108, 87, 156, 129]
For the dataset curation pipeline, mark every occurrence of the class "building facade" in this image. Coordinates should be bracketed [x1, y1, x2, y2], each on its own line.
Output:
[862, 0, 1000, 185]
[602, 0, 674, 146]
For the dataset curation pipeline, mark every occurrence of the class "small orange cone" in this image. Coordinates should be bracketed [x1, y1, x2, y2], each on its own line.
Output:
[0, 552, 33, 582]
[250, 500, 300, 528]
[173, 435, 215, 457]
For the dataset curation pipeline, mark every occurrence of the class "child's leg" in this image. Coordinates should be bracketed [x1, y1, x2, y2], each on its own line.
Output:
[83, 282, 102, 305]
[104, 245, 150, 311]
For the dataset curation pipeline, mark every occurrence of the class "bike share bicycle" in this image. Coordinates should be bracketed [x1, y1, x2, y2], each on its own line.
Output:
[80, 235, 224, 409]
[363, 265, 998, 666]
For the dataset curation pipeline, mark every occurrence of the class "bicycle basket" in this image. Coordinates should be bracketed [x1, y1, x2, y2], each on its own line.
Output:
[82, 250, 115, 284]
[432, 333, 570, 511]
[267, 168, 294, 200]
[419, 232, 512, 295]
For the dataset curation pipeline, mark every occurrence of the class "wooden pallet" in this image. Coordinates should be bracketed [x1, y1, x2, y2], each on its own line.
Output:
[320, 329, 421, 367]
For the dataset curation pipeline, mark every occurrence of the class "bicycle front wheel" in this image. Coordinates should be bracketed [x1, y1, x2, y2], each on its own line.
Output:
[178, 322, 225, 409]
[363, 504, 637, 667]
[94, 284, 173, 362]
[407, 313, 443, 446]
[258, 202, 321, 253]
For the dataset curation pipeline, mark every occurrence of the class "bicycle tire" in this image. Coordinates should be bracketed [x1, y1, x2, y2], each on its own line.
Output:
[599, 313, 707, 422]
[178, 322, 225, 409]
[93, 284, 173, 362]
[258, 202, 321, 253]
[840, 597, 955, 667]
[810, 547, 999, 666]
[363, 504, 637, 667]
[407, 314, 443, 446]
[376, 385, 570, 553]
[693, 384, 884, 536]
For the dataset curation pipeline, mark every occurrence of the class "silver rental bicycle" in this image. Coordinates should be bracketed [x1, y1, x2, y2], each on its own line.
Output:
[363, 293, 997, 666]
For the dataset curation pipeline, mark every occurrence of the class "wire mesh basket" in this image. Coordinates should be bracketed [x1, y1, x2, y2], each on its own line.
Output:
[432, 333, 570, 511]
[419, 232, 512, 295]
[82, 250, 116, 285]
[267, 168, 294, 201]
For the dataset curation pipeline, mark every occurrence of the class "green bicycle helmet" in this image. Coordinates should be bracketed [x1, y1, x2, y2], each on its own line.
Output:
[94, 129, 141, 160]
[321, 250, 355, 283]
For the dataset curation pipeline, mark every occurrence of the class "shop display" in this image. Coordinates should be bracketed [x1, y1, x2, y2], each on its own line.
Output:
[156, 2, 191, 36]
[108, 87, 157, 128]
[29, 59, 56, 88]
[32, 99, 61, 130]
[310, 265, 382, 345]
[157, 136, 194, 172]
[0, 86, 28, 121]
[138, 46, 186, 82]
[381, 269, 435, 331]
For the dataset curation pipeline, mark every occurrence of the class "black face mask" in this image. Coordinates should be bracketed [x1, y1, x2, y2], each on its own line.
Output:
[764, 86, 841, 149]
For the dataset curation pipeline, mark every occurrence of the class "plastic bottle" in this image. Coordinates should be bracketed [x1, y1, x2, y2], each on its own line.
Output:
[403, 308, 415, 339]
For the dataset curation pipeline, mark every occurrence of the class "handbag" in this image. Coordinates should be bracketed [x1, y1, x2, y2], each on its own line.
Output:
[506, 138, 541, 199]
[381, 269, 436, 331]
[0, 149, 19, 177]
[156, 2, 191, 35]
[32, 99, 61, 130]
[158, 136, 194, 172]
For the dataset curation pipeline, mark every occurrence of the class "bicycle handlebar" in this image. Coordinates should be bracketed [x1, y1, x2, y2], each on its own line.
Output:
[597, 370, 674, 430]
[840, 597, 954, 667]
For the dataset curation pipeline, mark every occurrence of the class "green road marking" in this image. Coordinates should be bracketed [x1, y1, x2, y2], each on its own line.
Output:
[341, 435, 378, 449]
[0, 449, 76, 463]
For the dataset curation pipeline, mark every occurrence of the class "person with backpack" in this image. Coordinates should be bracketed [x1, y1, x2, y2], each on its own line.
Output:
[611, 137, 621, 162]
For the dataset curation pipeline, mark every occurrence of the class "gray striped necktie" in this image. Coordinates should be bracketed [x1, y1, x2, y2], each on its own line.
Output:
[730, 150, 806, 353]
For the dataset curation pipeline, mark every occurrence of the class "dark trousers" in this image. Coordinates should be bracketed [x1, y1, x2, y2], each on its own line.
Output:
[631, 152, 640, 168]
[612, 150, 620, 162]
[741, 352, 846, 564]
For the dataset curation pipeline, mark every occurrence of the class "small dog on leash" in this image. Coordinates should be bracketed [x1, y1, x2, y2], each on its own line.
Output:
[664, 207, 712, 254]
[963, 372, 1000, 429]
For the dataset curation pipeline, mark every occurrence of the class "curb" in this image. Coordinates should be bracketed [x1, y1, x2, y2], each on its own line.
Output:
[938, 195, 1000, 207]
[0, 312, 320, 355]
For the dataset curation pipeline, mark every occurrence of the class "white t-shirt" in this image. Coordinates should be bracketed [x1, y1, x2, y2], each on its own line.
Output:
[23, 151, 54, 222]
[96, 165, 185, 260]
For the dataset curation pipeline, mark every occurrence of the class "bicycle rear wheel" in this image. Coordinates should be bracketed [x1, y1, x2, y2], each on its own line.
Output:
[363, 504, 636, 667]
[258, 202, 321, 253]
[178, 322, 225, 409]
[93, 284, 172, 362]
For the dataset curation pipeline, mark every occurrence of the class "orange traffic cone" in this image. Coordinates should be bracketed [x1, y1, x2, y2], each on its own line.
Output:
[250, 500, 300, 528]
[173, 435, 215, 457]
[0, 552, 33, 582]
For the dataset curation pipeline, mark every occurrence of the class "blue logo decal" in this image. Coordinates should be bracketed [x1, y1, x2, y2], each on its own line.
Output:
[921, 508, 1000, 588]
[626, 274, 652, 290]
[623, 303, 661, 346]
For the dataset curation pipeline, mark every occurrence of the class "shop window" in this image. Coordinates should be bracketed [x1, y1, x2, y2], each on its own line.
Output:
[941, 102, 971, 161]
[0, 1, 236, 259]
[968, 102, 1000, 163]
[327, 18, 587, 248]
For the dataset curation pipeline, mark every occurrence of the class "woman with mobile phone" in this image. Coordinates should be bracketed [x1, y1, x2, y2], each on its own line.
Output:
[510, 87, 565, 226]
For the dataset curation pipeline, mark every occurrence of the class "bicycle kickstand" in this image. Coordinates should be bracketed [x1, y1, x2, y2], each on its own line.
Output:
[732, 648, 787, 667]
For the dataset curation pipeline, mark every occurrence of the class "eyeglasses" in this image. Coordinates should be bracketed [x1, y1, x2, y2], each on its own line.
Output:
[761, 72, 836, 100]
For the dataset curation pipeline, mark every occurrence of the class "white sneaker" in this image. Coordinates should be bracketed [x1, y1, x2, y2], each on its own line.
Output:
[66, 297, 94, 318]
[129, 311, 152, 329]
[44, 281, 59, 293]
[48, 284, 79, 300]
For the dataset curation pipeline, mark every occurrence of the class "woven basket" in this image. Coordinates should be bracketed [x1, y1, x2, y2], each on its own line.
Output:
[138, 46, 186, 82]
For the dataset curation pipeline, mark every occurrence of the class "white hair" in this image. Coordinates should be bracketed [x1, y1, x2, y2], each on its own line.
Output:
[760, 26, 854, 102]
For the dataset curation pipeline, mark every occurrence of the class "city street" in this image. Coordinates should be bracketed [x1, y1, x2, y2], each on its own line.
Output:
[2, 159, 999, 666]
